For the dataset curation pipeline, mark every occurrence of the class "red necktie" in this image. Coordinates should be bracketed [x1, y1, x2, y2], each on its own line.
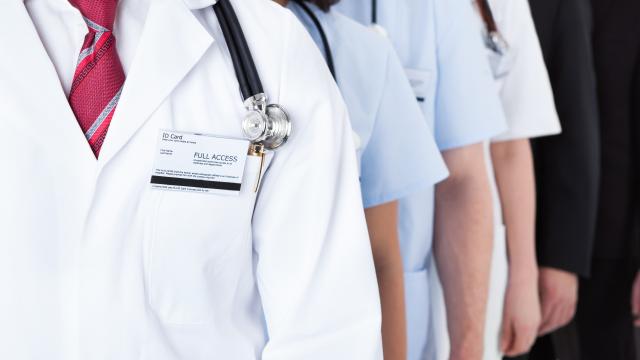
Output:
[68, 0, 125, 157]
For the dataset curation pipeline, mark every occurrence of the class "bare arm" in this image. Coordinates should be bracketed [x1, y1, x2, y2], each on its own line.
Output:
[365, 201, 406, 360]
[490, 139, 540, 356]
[434, 143, 493, 360]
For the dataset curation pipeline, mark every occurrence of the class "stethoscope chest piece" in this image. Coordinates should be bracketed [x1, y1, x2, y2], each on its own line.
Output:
[214, 0, 292, 152]
[263, 104, 291, 150]
[242, 110, 268, 141]
[242, 94, 291, 150]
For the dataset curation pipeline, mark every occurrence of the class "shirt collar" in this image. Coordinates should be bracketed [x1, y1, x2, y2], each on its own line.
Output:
[182, 0, 218, 10]
[23, 0, 71, 5]
[23, 0, 218, 10]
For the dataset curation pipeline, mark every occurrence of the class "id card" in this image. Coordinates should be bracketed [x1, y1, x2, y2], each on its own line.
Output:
[150, 130, 249, 195]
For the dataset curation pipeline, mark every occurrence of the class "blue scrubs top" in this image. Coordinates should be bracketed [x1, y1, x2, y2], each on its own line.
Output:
[287, 2, 448, 209]
[335, 1, 507, 359]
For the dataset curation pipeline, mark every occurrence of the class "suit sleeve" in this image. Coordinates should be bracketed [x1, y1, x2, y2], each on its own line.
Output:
[252, 15, 383, 359]
[633, 43, 640, 265]
[529, 0, 600, 277]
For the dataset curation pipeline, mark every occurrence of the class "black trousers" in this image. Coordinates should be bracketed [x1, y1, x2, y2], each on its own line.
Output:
[505, 259, 637, 360]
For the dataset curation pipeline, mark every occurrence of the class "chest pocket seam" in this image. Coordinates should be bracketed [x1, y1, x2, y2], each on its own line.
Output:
[145, 152, 274, 326]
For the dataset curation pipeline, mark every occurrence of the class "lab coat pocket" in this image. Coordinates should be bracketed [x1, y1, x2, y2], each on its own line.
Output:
[147, 152, 273, 325]
[404, 68, 434, 105]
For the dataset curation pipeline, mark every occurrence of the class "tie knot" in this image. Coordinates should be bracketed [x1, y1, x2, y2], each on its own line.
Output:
[69, 0, 118, 31]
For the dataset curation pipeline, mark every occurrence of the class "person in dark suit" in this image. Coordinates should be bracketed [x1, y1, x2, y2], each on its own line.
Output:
[506, 0, 600, 358]
[572, 0, 640, 358]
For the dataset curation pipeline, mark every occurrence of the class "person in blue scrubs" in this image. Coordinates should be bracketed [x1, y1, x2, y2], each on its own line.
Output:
[335, 1, 508, 359]
[274, 0, 449, 358]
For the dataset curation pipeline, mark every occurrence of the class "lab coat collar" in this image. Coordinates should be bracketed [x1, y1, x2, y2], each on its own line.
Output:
[96, 0, 214, 170]
[4, 0, 97, 168]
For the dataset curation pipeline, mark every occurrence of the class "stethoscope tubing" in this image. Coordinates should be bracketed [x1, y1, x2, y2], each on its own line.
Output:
[371, 0, 377, 24]
[476, 0, 499, 34]
[292, 0, 337, 80]
[214, 3, 252, 99]
[212, 0, 292, 150]
[213, 0, 264, 100]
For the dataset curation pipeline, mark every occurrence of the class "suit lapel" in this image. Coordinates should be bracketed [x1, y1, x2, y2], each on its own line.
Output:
[97, 0, 214, 169]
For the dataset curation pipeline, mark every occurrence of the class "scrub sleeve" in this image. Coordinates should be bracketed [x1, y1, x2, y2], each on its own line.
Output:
[359, 41, 448, 209]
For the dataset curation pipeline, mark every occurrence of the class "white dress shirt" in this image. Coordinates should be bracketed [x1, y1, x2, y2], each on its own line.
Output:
[25, 0, 148, 95]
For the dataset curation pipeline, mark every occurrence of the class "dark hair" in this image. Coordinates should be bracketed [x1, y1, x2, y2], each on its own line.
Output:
[307, 0, 340, 11]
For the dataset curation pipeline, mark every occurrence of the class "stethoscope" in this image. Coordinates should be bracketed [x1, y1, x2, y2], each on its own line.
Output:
[292, 0, 337, 79]
[475, 0, 509, 55]
[369, 0, 387, 38]
[213, 0, 291, 150]
[292, 0, 429, 106]
[291, 1, 365, 151]
[368, 0, 507, 56]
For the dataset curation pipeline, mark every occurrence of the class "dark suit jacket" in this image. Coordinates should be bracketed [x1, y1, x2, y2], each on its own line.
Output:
[590, 0, 640, 261]
[528, 0, 600, 276]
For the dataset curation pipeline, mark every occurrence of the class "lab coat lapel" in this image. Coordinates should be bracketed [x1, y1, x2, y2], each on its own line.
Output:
[97, 0, 214, 169]
[3, 1, 97, 168]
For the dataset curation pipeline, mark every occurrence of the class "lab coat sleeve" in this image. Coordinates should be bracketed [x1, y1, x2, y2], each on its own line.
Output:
[433, 0, 507, 151]
[252, 15, 383, 359]
[491, 0, 561, 142]
[360, 42, 448, 208]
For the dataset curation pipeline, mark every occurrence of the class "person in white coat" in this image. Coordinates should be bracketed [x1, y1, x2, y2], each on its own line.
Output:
[0, 0, 383, 359]
[277, 1, 449, 358]
[428, 0, 562, 358]
[480, 1, 561, 358]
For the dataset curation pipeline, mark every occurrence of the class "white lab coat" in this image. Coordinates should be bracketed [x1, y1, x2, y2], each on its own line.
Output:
[0, 0, 383, 359]
[427, 0, 562, 359]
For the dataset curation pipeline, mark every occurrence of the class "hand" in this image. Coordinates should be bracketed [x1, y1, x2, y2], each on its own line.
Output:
[631, 271, 640, 326]
[537, 267, 578, 336]
[500, 270, 541, 357]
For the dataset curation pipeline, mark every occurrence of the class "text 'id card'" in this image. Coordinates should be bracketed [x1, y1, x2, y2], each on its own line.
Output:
[150, 130, 249, 195]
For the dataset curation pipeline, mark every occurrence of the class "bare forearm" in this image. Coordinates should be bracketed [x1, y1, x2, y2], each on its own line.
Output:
[434, 145, 493, 359]
[375, 262, 407, 360]
[365, 202, 407, 360]
[490, 140, 537, 280]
